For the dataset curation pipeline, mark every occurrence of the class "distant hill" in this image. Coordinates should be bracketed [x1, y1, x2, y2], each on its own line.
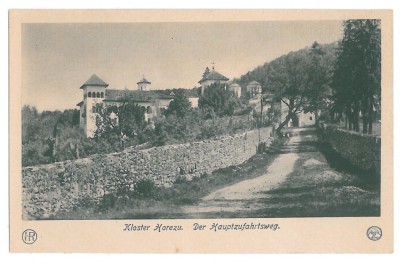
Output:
[232, 42, 338, 95]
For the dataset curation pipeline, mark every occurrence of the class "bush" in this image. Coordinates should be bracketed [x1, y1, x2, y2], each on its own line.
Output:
[22, 101, 256, 167]
[134, 179, 157, 198]
[98, 194, 118, 211]
[199, 82, 244, 117]
[174, 176, 189, 184]
[75, 196, 95, 209]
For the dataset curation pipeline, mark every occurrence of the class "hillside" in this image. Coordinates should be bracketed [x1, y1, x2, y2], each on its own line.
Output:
[232, 42, 338, 94]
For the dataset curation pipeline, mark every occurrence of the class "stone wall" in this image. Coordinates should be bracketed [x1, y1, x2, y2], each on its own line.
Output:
[319, 124, 381, 177]
[22, 127, 272, 219]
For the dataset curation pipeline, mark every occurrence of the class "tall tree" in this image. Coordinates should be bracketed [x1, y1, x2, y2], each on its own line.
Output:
[95, 102, 146, 141]
[303, 42, 336, 121]
[22, 105, 39, 143]
[199, 82, 240, 117]
[332, 19, 381, 134]
[265, 43, 334, 132]
[165, 90, 192, 118]
[202, 67, 210, 78]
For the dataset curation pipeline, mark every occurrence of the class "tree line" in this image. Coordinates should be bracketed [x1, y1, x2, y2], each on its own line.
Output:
[22, 86, 254, 166]
[332, 20, 381, 134]
[234, 19, 381, 134]
[22, 106, 82, 166]
[94, 87, 253, 148]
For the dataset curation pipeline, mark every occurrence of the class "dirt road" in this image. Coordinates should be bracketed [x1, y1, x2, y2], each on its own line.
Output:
[181, 127, 379, 218]
[202, 152, 299, 201]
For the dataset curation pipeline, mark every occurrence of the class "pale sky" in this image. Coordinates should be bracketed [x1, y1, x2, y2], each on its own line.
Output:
[22, 21, 343, 111]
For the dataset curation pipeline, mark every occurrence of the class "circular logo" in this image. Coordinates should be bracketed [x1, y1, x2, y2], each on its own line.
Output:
[22, 229, 37, 244]
[367, 226, 382, 241]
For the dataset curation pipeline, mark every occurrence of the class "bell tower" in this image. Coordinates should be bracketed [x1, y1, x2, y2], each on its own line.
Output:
[79, 74, 108, 137]
[137, 75, 151, 91]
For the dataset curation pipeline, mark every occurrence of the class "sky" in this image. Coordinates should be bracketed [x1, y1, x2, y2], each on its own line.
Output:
[22, 21, 344, 111]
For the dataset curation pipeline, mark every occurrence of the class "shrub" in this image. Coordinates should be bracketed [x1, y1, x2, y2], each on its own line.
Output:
[98, 194, 118, 211]
[134, 179, 156, 198]
[22, 101, 256, 166]
[174, 176, 189, 184]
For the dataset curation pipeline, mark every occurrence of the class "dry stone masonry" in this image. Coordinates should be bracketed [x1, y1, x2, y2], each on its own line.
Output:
[22, 127, 272, 219]
[319, 124, 381, 178]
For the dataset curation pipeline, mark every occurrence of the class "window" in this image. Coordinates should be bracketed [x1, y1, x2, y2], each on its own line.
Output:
[309, 116, 313, 120]
[93, 92, 96, 98]
[88, 92, 92, 98]
[147, 106, 152, 114]
[97, 92, 100, 98]
[101, 92, 104, 98]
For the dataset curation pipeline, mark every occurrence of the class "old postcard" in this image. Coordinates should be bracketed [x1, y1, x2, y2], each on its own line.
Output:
[9, 10, 393, 253]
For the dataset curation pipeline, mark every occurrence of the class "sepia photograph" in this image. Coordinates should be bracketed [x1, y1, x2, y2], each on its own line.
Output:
[20, 20, 382, 220]
[9, 9, 393, 253]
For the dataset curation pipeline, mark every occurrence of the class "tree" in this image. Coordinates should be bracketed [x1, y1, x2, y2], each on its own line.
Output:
[202, 67, 210, 78]
[268, 51, 310, 132]
[265, 43, 334, 133]
[153, 109, 203, 144]
[303, 42, 336, 121]
[152, 122, 168, 146]
[165, 90, 192, 118]
[332, 19, 381, 134]
[95, 102, 146, 145]
[22, 105, 85, 165]
[198, 82, 240, 117]
[22, 105, 39, 143]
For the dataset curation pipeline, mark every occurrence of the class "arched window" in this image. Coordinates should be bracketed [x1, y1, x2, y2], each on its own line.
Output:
[147, 106, 152, 114]
[88, 92, 92, 98]
[101, 92, 104, 98]
[93, 92, 96, 98]
[97, 92, 100, 98]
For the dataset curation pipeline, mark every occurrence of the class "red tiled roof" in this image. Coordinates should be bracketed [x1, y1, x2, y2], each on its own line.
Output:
[80, 74, 109, 89]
